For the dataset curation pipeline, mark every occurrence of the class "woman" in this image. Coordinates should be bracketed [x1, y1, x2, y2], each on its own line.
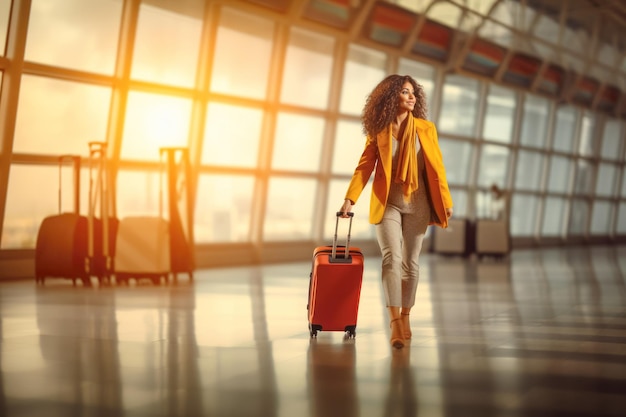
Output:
[339, 74, 453, 349]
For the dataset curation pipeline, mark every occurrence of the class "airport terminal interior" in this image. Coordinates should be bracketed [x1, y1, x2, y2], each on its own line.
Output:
[0, 0, 625, 416]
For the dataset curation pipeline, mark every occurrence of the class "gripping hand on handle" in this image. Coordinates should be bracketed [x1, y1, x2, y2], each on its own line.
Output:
[339, 199, 353, 218]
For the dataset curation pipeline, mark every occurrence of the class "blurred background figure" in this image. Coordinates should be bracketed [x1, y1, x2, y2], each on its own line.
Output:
[489, 184, 509, 221]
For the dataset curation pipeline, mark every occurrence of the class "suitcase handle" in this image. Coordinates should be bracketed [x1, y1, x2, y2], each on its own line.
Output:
[331, 212, 353, 260]
[58, 155, 81, 215]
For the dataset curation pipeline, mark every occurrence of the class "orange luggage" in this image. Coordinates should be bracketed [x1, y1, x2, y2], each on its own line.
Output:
[308, 213, 364, 338]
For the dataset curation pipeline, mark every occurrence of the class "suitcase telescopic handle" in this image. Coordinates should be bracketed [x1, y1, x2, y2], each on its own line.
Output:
[332, 212, 354, 260]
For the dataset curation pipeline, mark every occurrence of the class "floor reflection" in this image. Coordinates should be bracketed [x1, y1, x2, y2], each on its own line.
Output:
[383, 347, 417, 417]
[307, 337, 358, 417]
[0, 245, 625, 416]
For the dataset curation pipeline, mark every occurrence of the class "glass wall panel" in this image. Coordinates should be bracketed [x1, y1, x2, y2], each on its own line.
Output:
[546, 155, 572, 193]
[1, 165, 88, 249]
[211, 7, 274, 99]
[477, 144, 510, 188]
[450, 189, 467, 217]
[265, 178, 316, 240]
[398, 58, 434, 104]
[332, 120, 365, 175]
[438, 138, 472, 185]
[202, 103, 262, 168]
[116, 170, 160, 217]
[552, 106, 577, 153]
[514, 150, 544, 191]
[568, 198, 589, 235]
[340, 44, 387, 115]
[519, 94, 549, 149]
[121, 91, 191, 161]
[281, 28, 334, 109]
[326, 180, 375, 240]
[438, 75, 479, 136]
[0, 0, 10, 55]
[272, 112, 324, 172]
[131, 2, 203, 87]
[622, 169, 626, 197]
[542, 196, 566, 236]
[618, 202, 626, 234]
[595, 163, 616, 197]
[578, 112, 596, 157]
[483, 84, 515, 143]
[25, 0, 122, 74]
[590, 200, 611, 235]
[573, 159, 593, 195]
[600, 119, 623, 160]
[475, 190, 491, 219]
[194, 174, 254, 243]
[13, 75, 111, 155]
[510, 194, 538, 236]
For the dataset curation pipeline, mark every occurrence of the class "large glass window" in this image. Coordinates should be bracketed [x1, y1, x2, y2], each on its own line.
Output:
[201, 103, 262, 168]
[578, 112, 596, 157]
[13, 76, 111, 155]
[573, 159, 594, 195]
[332, 120, 365, 175]
[264, 178, 317, 240]
[477, 144, 510, 188]
[590, 200, 612, 235]
[595, 163, 617, 197]
[483, 84, 515, 143]
[340, 44, 387, 115]
[510, 194, 538, 236]
[25, 0, 122, 74]
[281, 28, 334, 110]
[210, 7, 274, 99]
[194, 174, 254, 243]
[116, 170, 160, 217]
[519, 94, 549, 149]
[546, 155, 572, 193]
[438, 75, 479, 136]
[131, 2, 204, 88]
[617, 202, 626, 234]
[600, 119, 623, 161]
[120, 91, 191, 161]
[450, 189, 467, 217]
[568, 198, 589, 235]
[438, 139, 472, 185]
[552, 106, 577, 153]
[272, 113, 324, 172]
[542, 197, 567, 236]
[1, 164, 89, 249]
[514, 150, 544, 191]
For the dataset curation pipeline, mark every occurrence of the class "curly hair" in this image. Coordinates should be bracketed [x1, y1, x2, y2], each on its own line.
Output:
[361, 74, 428, 138]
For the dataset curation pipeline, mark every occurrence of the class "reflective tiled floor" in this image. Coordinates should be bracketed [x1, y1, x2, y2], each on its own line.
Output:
[1, 245, 625, 417]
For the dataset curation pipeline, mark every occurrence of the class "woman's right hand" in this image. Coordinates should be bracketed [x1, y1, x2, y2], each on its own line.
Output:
[339, 199, 353, 218]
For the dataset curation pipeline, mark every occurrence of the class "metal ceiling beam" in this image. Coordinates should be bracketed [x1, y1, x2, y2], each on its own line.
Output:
[347, 0, 376, 41]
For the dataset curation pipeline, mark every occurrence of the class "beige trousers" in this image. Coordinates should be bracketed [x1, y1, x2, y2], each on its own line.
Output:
[375, 178, 431, 308]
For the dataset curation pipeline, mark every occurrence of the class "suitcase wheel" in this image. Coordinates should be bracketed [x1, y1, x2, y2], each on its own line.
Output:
[309, 324, 322, 338]
[345, 325, 356, 339]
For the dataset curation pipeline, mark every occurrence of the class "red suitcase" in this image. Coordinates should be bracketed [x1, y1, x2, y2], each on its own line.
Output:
[35, 156, 90, 286]
[308, 213, 364, 338]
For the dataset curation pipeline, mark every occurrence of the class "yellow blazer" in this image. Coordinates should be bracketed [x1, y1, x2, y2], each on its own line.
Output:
[345, 118, 453, 228]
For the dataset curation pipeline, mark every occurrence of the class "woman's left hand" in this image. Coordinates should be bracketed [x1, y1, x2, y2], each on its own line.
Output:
[445, 207, 453, 218]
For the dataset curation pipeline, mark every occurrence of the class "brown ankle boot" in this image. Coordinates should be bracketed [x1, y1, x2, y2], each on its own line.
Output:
[390, 318, 405, 349]
[401, 312, 412, 340]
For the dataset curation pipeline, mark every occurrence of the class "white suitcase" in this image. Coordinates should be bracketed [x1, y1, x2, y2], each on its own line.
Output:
[114, 216, 170, 285]
[431, 218, 474, 257]
[475, 219, 510, 260]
